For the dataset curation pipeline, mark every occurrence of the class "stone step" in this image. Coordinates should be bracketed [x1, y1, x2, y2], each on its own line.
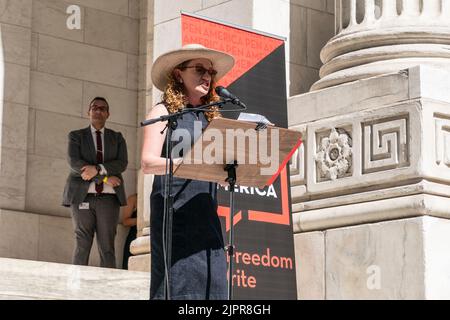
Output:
[0, 258, 149, 300]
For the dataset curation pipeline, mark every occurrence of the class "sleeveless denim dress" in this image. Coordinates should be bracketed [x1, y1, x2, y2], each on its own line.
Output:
[150, 106, 227, 300]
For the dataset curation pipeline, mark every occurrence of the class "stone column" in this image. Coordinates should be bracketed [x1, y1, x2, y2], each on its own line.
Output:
[290, 0, 450, 299]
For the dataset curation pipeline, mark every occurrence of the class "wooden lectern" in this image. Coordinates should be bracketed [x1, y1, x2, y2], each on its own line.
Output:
[174, 117, 302, 188]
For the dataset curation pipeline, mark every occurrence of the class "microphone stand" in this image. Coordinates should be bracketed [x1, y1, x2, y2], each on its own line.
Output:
[141, 99, 233, 300]
[224, 160, 237, 300]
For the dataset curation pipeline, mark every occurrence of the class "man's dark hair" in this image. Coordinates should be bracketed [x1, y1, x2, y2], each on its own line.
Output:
[89, 96, 109, 111]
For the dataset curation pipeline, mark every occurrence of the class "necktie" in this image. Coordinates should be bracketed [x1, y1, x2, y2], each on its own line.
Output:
[96, 130, 103, 193]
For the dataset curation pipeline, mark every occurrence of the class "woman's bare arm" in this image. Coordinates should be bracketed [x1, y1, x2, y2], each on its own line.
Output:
[141, 104, 182, 175]
[122, 194, 137, 227]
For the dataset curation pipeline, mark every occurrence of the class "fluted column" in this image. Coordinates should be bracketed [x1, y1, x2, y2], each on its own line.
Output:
[381, 0, 397, 19]
[312, 0, 450, 90]
[363, 0, 375, 24]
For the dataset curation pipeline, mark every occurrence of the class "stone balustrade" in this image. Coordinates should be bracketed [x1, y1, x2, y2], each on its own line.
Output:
[312, 0, 450, 90]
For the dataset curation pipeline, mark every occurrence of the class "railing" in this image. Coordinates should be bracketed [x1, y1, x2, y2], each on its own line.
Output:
[312, 0, 450, 90]
[338, 0, 450, 34]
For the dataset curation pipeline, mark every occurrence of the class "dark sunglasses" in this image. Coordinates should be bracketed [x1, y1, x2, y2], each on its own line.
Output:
[183, 65, 218, 77]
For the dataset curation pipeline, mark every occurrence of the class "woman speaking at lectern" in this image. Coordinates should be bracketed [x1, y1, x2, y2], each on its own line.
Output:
[141, 44, 235, 300]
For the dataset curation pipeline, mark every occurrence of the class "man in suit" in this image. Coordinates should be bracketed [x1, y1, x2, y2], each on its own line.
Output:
[63, 97, 128, 268]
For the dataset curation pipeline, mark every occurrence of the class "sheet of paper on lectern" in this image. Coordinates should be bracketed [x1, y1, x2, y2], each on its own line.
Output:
[237, 112, 274, 125]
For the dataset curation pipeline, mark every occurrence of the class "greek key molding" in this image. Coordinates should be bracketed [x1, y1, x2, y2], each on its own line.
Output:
[289, 128, 305, 186]
[362, 116, 409, 174]
[290, 143, 305, 186]
[435, 116, 450, 167]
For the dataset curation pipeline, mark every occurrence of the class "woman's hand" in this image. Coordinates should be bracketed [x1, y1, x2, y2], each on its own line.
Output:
[218, 179, 229, 188]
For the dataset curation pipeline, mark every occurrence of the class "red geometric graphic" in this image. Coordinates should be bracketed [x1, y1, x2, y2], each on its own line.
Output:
[217, 167, 291, 231]
[265, 138, 303, 187]
[182, 14, 283, 87]
[217, 208, 242, 232]
[248, 167, 291, 225]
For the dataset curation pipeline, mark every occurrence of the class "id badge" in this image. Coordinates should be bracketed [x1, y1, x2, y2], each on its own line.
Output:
[79, 202, 90, 210]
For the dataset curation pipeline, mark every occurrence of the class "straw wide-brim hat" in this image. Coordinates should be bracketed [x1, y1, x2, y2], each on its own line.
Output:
[151, 44, 235, 91]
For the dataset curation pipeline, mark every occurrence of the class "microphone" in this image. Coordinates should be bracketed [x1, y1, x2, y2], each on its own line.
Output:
[215, 86, 246, 108]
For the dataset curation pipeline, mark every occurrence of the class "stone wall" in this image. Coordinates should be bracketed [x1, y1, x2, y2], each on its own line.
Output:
[0, 0, 32, 214]
[289, 0, 334, 95]
[0, 0, 143, 268]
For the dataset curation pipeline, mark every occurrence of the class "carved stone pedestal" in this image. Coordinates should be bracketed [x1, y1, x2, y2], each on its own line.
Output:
[128, 227, 150, 272]
[290, 65, 450, 299]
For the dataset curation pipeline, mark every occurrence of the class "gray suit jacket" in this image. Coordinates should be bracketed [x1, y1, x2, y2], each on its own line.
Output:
[62, 126, 128, 207]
